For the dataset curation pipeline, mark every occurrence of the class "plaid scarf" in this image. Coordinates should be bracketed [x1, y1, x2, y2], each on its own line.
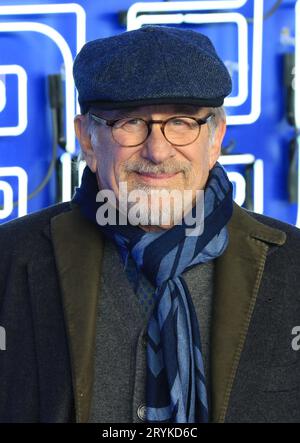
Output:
[73, 163, 233, 423]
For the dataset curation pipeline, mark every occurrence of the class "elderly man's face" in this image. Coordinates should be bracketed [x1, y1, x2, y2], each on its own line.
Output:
[75, 104, 226, 229]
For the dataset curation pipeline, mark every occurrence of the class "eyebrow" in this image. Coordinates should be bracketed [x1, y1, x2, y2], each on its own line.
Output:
[90, 107, 137, 119]
[94, 105, 206, 120]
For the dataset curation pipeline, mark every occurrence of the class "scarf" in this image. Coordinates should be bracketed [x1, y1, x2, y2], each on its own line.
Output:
[73, 162, 233, 423]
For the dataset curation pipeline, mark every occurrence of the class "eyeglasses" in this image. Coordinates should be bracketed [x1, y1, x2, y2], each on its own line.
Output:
[89, 112, 214, 147]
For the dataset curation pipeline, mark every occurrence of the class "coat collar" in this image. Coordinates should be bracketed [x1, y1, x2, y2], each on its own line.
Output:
[49, 202, 286, 423]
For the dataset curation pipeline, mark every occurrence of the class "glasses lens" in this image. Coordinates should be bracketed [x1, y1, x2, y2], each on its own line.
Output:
[112, 118, 148, 147]
[164, 117, 200, 145]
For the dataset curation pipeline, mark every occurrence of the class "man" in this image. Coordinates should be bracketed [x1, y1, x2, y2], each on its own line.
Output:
[0, 26, 300, 423]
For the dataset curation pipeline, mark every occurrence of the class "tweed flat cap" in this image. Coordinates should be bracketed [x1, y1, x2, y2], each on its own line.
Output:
[73, 26, 232, 113]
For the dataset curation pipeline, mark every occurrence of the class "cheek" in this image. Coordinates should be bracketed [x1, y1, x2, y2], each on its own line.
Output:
[197, 153, 210, 174]
[91, 141, 115, 188]
[98, 155, 116, 188]
[96, 146, 133, 190]
[115, 149, 141, 179]
[189, 143, 210, 170]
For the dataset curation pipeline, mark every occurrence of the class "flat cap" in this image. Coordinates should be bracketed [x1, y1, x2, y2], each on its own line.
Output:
[73, 26, 232, 113]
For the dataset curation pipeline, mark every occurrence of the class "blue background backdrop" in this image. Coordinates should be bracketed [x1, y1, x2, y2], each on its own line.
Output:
[0, 0, 298, 225]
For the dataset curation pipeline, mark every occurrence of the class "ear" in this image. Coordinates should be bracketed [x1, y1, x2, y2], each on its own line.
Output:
[209, 119, 226, 170]
[74, 114, 97, 173]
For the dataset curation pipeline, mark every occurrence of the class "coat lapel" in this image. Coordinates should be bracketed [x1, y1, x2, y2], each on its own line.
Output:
[211, 203, 286, 422]
[50, 204, 104, 423]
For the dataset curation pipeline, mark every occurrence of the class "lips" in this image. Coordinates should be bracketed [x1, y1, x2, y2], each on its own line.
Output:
[134, 170, 180, 180]
[134, 172, 180, 185]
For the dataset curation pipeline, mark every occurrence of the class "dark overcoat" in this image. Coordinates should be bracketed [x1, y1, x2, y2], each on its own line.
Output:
[0, 202, 300, 422]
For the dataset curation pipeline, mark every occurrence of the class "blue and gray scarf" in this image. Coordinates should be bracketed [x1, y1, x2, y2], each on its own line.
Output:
[73, 162, 233, 423]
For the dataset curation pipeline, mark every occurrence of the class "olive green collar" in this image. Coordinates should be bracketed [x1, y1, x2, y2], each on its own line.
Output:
[49, 202, 286, 422]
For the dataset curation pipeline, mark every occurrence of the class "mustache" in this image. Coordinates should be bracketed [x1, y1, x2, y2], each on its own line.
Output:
[123, 160, 192, 176]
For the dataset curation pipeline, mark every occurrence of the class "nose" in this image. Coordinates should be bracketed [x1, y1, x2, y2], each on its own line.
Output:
[140, 123, 176, 164]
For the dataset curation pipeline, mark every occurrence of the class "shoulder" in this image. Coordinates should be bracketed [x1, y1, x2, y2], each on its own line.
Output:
[243, 208, 300, 269]
[232, 203, 300, 243]
[247, 210, 300, 250]
[0, 201, 72, 235]
[229, 204, 300, 270]
[0, 201, 72, 256]
[248, 210, 300, 239]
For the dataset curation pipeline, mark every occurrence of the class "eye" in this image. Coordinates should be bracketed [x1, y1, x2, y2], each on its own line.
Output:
[115, 118, 145, 131]
[126, 118, 144, 126]
[168, 117, 198, 130]
[170, 118, 186, 126]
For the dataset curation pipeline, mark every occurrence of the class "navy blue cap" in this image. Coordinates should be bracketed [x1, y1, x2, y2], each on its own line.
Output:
[73, 26, 232, 113]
